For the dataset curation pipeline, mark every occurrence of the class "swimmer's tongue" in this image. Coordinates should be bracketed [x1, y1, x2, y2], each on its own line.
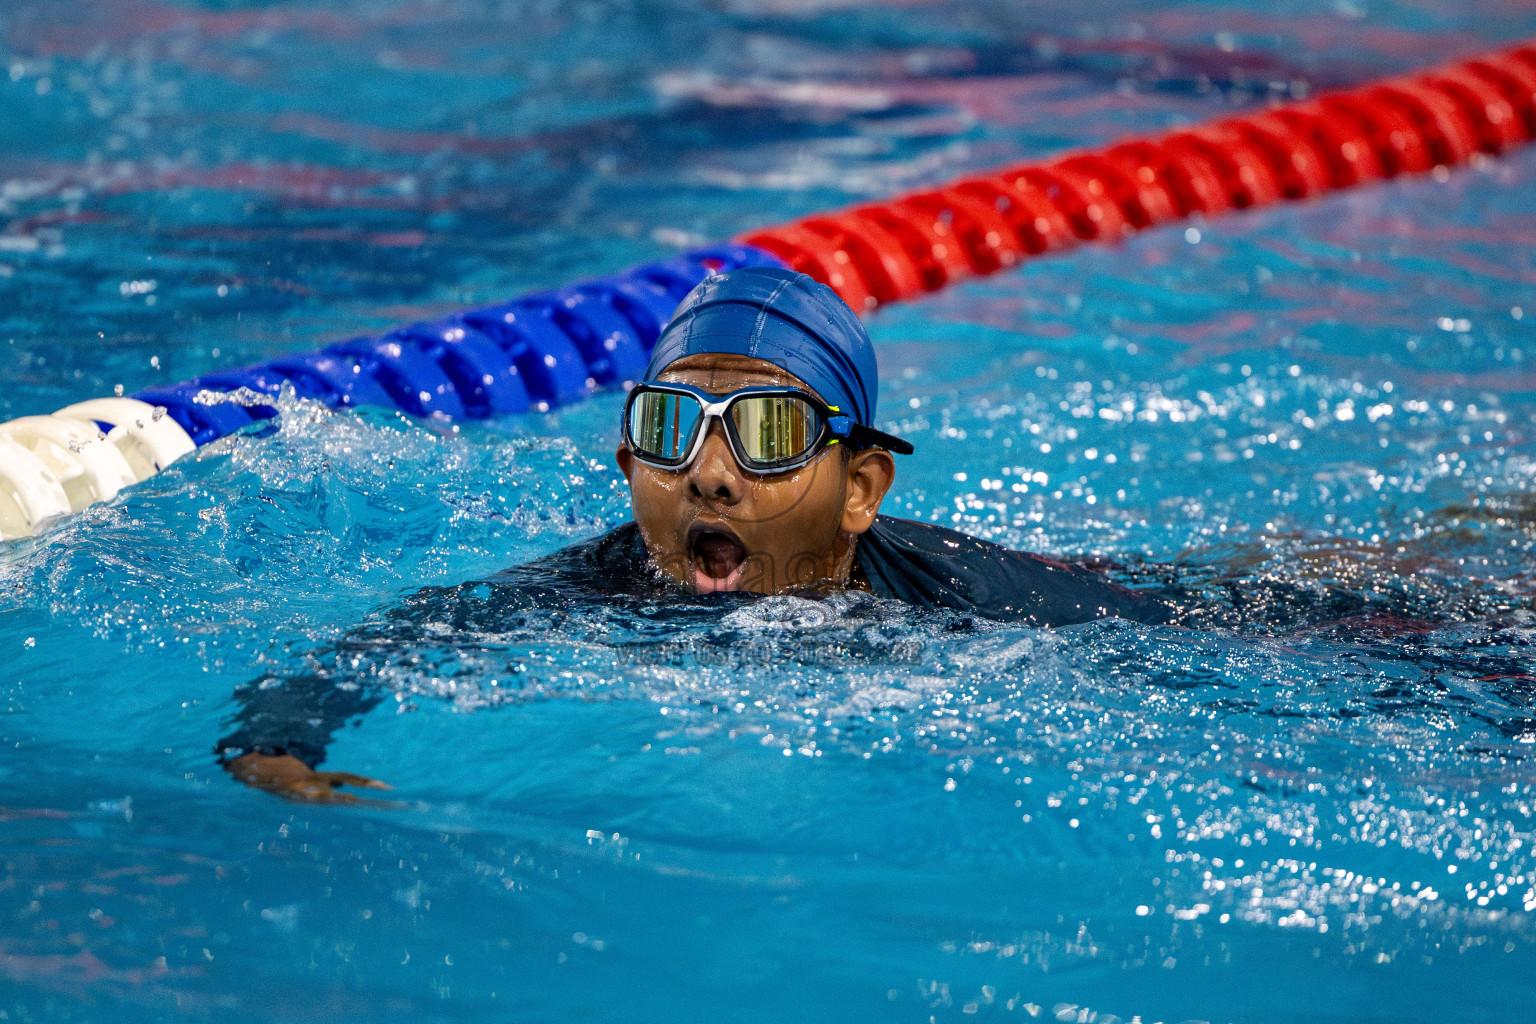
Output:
[695, 531, 746, 580]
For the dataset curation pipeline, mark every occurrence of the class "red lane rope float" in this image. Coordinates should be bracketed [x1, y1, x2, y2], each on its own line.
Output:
[741, 40, 1536, 312]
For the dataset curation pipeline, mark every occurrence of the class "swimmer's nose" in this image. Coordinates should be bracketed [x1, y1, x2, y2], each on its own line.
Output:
[687, 421, 745, 505]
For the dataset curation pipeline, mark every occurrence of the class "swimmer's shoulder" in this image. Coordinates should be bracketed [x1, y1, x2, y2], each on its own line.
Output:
[857, 515, 1172, 626]
[858, 515, 1062, 570]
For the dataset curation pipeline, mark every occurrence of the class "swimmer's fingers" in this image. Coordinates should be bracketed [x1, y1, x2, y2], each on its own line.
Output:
[316, 771, 393, 792]
[293, 777, 401, 808]
[321, 767, 393, 792]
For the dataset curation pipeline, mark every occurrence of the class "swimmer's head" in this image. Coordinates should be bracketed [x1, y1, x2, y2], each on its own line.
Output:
[615, 266, 909, 595]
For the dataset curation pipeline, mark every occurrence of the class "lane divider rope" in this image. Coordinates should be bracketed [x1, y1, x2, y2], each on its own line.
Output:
[2, 41, 1532, 540]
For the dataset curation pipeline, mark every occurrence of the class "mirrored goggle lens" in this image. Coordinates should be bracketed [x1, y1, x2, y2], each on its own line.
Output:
[628, 390, 702, 462]
[730, 394, 821, 465]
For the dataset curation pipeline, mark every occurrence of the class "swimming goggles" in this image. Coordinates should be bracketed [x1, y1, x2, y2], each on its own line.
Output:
[622, 382, 913, 475]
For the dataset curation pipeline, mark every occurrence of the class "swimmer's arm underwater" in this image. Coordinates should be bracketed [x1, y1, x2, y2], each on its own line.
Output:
[216, 666, 396, 803]
[213, 541, 634, 803]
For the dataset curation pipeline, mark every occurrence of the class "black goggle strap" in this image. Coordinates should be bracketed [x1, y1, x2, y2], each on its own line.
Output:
[825, 410, 915, 456]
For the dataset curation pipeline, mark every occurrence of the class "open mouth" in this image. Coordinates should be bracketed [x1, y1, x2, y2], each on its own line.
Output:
[687, 521, 749, 593]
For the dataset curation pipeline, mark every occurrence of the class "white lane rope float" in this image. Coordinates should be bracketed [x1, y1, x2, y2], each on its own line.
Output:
[0, 399, 195, 540]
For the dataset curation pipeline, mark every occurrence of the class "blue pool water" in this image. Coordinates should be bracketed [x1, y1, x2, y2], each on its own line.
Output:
[4, 1, 1536, 1021]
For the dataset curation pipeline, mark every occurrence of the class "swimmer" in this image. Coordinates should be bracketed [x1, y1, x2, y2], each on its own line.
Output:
[221, 266, 1170, 802]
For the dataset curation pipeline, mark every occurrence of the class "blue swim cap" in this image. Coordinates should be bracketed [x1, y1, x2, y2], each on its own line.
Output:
[645, 266, 880, 425]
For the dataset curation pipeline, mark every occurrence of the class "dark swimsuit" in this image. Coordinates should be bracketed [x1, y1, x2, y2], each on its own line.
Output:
[216, 516, 1170, 767]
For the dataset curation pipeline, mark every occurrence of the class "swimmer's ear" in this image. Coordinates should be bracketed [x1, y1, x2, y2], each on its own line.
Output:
[840, 447, 894, 536]
[615, 444, 635, 484]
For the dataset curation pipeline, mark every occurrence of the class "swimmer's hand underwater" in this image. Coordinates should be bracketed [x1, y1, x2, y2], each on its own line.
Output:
[224, 752, 395, 805]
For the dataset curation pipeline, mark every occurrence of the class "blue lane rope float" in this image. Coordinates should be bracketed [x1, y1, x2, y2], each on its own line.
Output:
[133, 243, 784, 446]
[4, 40, 1535, 540]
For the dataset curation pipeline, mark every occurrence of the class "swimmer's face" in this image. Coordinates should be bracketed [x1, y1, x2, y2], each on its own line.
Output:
[615, 353, 895, 595]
